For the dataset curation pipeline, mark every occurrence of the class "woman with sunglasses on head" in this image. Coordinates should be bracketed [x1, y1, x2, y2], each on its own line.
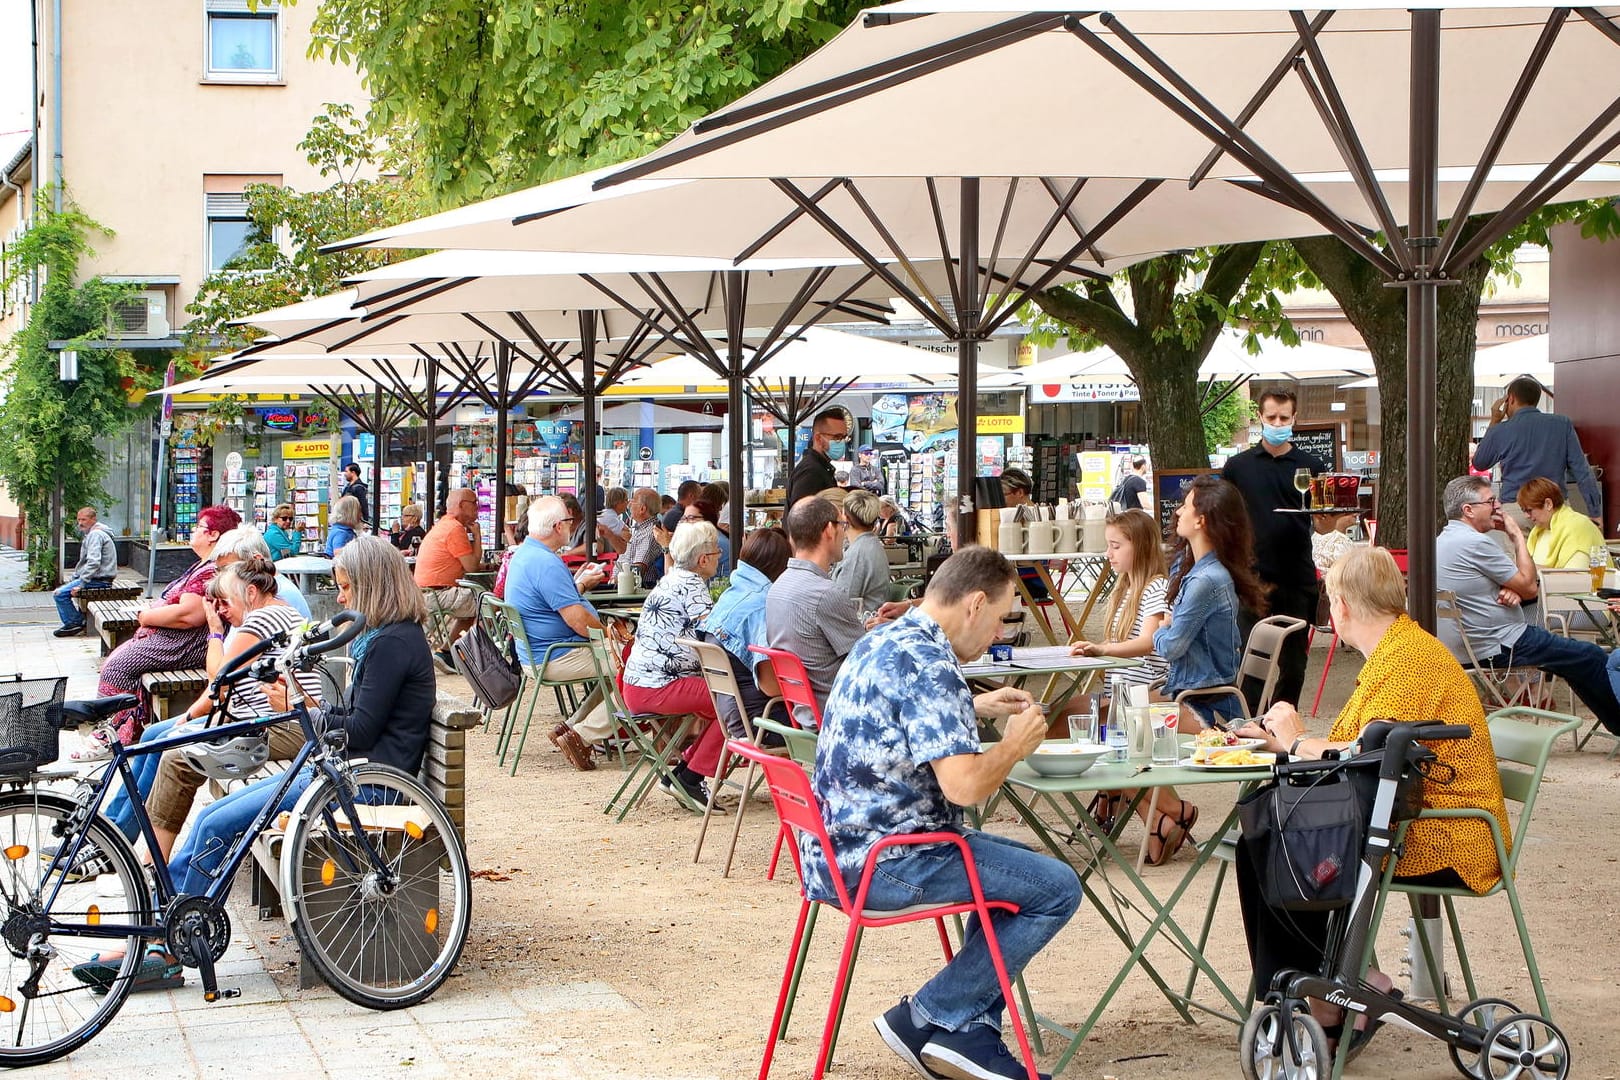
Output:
[82, 505, 241, 759]
[264, 503, 303, 561]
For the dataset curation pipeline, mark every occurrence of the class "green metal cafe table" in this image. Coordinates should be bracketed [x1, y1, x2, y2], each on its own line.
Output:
[997, 753, 1269, 1074]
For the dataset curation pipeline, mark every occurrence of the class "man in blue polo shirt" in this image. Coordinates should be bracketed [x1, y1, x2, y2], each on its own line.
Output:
[506, 495, 609, 771]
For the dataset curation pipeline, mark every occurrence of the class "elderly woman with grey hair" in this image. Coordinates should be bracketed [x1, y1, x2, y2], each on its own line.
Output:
[833, 488, 891, 613]
[324, 495, 363, 557]
[621, 521, 726, 807]
[213, 526, 311, 619]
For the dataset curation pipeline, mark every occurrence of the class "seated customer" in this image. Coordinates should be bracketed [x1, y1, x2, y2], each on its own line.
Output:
[507, 496, 611, 771]
[1518, 475, 1607, 569]
[682, 498, 731, 574]
[701, 528, 793, 740]
[390, 503, 426, 553]
[1437, 474, 1620, 734]
[833, 489, 891, 614]
[622, 487, 665, 587]
[214, 526, 310, 619]
[766, 496, 868, 726]
[263, 503, 303, 561]
[324, 496, 363, 557]
[813, 547, 1081, 1080]
[621, 521, 725, 806]
[414, 486, 485, 668]
[1236, 545, 1512, 1055]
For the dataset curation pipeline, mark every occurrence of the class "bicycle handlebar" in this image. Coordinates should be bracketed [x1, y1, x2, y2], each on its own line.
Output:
[211, 611, 368, 698]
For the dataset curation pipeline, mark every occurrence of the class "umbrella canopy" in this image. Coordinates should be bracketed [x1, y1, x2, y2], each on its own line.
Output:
[614, 326, 1013, 386]
[1475, 333, 1552, 381]
[1017, 329, 1374, 384]
[551, 400, 724, 430]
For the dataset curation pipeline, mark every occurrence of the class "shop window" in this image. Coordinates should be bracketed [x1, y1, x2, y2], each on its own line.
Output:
[205, 0, 280, 82]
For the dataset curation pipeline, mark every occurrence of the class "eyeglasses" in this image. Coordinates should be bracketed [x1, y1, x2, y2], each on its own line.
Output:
[560, 516, 580, 526]
[681, 515, 704, 523]
[276, 515, 293, 522]
[1464, 497, 1502, 508]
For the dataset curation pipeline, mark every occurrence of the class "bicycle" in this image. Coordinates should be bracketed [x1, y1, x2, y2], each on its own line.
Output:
[0, 611, 472, 1066]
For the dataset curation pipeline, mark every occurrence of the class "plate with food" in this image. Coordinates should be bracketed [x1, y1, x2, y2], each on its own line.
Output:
[1193, 729, 1267, 750]
[1185, 747, 1277, 770]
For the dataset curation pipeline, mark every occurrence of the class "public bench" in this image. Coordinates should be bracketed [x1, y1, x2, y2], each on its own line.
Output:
[73, 583, 143, 619]
[87, 599, 143, 656]
[139, 669, 210, 722]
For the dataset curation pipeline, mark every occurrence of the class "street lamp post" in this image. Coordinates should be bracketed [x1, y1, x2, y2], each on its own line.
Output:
[54, 349, 79, 590]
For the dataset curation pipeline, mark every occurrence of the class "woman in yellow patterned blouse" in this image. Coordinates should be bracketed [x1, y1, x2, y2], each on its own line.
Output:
[1234, 545, 1512, 1050]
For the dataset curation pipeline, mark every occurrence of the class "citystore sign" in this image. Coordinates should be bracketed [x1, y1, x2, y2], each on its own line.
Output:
[1027, 382, 1141, 404]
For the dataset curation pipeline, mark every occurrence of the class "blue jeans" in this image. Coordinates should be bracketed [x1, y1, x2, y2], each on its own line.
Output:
[54, 578, 110, 628]
[167, 767, 313, 896]
[104, 716, 185, 841]
[1485, 625, 1620, 735]
[856, 830, 1081, 1032]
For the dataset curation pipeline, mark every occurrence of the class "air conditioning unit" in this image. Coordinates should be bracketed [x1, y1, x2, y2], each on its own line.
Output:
[108, 290, 170, 339]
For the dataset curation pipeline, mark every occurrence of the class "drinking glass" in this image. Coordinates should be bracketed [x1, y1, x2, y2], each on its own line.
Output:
[1293, 467, 1312, 511]
[1151, 705, 1182, 764]
[1067, 714, 1088, 746]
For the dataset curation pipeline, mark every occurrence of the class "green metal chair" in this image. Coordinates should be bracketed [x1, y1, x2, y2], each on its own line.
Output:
[586, 627, 699, 822]
[477, 594, 594, 775]
[1359, 707, 1577, 1021]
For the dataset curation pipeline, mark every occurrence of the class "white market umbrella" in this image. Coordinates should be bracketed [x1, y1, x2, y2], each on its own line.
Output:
[1475, 333, 1553, 381]
[1016, 329, 1374, 384]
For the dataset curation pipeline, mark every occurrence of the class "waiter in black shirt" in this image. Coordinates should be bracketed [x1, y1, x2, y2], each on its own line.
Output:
[1221, 388, 1324, 711]
[785, 407, 849, 509]
[341, 462, 370, 525]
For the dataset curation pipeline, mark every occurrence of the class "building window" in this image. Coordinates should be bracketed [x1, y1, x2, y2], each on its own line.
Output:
[206, 0, 280, 82]
[205, 193, 255, 272]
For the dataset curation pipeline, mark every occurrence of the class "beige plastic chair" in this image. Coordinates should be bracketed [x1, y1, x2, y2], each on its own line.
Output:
[678, 636, 788, 877]
[1435, 589, 1560, 722]
[1171, 614, 1309, 727]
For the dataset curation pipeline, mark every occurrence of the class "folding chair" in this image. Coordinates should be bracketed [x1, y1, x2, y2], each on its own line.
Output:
[731, 740, 1041, 1080]
[1435, 589, 1555, 717]
[679, 636, 788, 876]
[749, 646, 824, 729]
[476, 594, 596, 774]
[1360, 708, 1578, 1019]
[587, 627, 700, 821]
[1172, 614, 1308, 726]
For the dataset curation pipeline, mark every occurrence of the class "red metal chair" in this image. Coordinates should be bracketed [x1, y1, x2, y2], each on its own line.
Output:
[729, 739, 1040, 1080]
[749, 645, 824, 729]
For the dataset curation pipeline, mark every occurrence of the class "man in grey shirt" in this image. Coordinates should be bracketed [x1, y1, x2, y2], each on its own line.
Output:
[1473, 376, 1601, 521]
[1436, 475, 1620, 735]
[54, 506, 118, 636]
[766, 495, 866, 726]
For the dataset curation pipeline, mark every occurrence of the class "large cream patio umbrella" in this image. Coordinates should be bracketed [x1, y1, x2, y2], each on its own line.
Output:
[582, 1, 1620, 626]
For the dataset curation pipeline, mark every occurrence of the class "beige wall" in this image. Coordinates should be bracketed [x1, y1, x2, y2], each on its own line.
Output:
[38, 0, 369, 319]
[0, 149, 37, 345]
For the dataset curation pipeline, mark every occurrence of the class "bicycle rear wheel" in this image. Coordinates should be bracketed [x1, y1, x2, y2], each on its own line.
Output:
[0, 789, 152, 1066]
[282, 763, 470, 1009]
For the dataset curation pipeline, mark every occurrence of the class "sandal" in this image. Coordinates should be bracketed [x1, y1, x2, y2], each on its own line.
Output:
[71, 945, 183, 995]
[1086, 793, 1122, 833]
[68, 727, 114, 764]
[1145, 802, 1199, 867]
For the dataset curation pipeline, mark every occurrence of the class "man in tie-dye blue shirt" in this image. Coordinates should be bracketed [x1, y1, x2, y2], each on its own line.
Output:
[804, 546, 1082, 1080]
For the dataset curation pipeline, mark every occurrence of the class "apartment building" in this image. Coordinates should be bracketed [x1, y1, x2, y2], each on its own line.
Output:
[0, 0, 368, 541]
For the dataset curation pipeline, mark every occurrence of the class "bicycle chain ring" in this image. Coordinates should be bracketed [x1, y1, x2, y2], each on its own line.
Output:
[164, 897, 231, 968]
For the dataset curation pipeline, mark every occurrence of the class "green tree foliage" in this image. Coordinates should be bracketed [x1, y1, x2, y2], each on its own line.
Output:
[184, 104, 426, 353]
[303, 1, 870, 204]
[1201, 382, 1257, 457]
[0, 198, 143, 588]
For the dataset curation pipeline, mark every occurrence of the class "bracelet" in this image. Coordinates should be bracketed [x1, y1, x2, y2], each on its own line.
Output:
[208, 632, 225, 642]
[1289, 735, 1307, 756]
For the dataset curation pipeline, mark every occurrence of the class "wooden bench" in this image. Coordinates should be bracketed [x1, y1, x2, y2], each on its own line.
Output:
[241, 693, 481, 988]
[73, 583, 143, 620]
[140, 669, 209, 722]
[87, 599, 143, 656]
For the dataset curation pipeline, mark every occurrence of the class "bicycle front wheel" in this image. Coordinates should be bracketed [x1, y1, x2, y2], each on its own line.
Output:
[282, 763, 470, 1009]
[0, 788, 153, 1066]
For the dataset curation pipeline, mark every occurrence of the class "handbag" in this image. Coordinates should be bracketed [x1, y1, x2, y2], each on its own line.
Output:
[452, 622, 523, 711]
[1238, 767, 1364, 912]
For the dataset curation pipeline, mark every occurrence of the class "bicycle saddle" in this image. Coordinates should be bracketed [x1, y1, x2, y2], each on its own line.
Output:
[60, 695, 138, 727]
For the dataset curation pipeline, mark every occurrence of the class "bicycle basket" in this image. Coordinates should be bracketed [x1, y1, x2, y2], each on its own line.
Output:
[0, 675, 66, 774]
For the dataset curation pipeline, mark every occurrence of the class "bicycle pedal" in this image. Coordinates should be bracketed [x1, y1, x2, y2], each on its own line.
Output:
[203, 988, 241, 1002]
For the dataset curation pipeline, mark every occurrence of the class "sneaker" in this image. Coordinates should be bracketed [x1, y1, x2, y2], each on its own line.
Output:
[874, 998, 942, 1079]
[45, 843, 112, 884]
[658, 767, 713, 811]
[921, 1025, 1048, 1080]
[53, 623, 87, 638]
[432, 650, 456, 675]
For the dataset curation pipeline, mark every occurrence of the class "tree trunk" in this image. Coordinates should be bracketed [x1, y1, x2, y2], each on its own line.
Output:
[1291, 235, 1486, 550]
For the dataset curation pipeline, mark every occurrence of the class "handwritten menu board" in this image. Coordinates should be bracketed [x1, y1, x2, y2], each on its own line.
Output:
[1156, 468, 1217, 538]
[1290, 424, 1340, 471]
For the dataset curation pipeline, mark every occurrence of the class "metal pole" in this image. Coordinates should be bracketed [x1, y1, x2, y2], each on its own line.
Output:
[371, 384, 385, 531]
[1406, 10, 1441, 633]
[956, 177, 982, 548]
[579, 312, 599, 559]
[493, 343, 509, 551]
[145, 364, 176, 597]
[424, 358, 438, 526]
[725, 270, 748, 545]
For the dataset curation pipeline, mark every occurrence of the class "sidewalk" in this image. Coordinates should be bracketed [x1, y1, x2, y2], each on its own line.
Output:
[2, 573, 668, 1080]
[0, 547, 59, 625]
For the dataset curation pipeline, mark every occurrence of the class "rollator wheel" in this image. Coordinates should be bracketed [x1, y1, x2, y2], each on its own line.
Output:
[1239, 1003, 1331, 1080]
[1448, 997, 1521, 1079]
[1477, 1012, 1571, 1080]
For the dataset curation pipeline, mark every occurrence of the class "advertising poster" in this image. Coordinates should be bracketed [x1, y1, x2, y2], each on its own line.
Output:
[905, 392, 959, 452]
[870, 394, 909, 444]
[1078, 451, 1115, 503]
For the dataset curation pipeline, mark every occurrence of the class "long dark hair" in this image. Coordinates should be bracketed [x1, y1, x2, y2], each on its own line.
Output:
[1165, 476, 1269, 614]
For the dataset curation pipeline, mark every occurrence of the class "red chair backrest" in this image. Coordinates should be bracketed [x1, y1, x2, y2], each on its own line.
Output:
[749, 646, 822, 728]
[727, 738, 852, 912]
[1385, 548, 1409, 573]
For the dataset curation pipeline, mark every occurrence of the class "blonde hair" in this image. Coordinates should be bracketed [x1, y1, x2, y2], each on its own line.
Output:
[1099, 510, 1170, 645]
[335, 535, 427, 627]
[1324, 545, 1407, 622]
[272, 503, 294, 521]
[844, 489, 881, 530]
[401, 503, 423, 522]
[331, 495, 363, 527]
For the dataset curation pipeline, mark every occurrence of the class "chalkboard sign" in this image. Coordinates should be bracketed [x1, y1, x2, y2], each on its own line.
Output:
[1156, 468, 1218, 538]
[1290, 424, 1340, 471]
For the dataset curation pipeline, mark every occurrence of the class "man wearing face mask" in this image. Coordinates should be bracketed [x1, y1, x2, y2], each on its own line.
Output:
[1222, 387, 1324, 710]
[787, 407, 850, 510]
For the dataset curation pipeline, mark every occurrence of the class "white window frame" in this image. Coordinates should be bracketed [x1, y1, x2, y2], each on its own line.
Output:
[204, 193, 257, 274]
[204, 0, 282, 84]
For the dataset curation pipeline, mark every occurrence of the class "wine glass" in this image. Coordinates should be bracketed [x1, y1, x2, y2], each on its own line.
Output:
[1293, 467, 1312, 511]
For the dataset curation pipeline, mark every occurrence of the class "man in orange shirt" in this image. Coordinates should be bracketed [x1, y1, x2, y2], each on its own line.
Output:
[414, 487, 484, 669]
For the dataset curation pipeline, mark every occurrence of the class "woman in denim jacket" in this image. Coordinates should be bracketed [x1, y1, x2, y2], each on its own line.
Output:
[1154, 476, 1269, 729]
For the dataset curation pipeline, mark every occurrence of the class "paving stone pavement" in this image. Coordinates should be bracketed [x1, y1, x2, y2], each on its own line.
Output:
[1, 567, 666, 1079]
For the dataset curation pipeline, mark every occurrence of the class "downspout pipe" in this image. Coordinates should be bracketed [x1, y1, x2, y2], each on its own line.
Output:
[51, 0, 62, 210]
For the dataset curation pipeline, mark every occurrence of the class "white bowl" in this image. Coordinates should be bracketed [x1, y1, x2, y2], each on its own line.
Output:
[1024, 740, 1109, 778]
